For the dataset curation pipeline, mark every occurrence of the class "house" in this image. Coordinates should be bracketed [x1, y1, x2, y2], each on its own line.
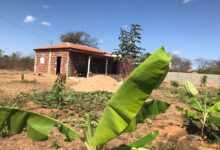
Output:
[33, 42, 121, 78]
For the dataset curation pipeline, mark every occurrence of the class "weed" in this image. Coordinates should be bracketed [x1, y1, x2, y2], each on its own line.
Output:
[21, 73, 24, 81]
[170, 80, 179, 88]
[51, 75, 66, 106]
[50, 111, 61, 119]
[0, 124, 10, 138]
[170, 80, 179, 94]
[11, 91, 112, 117]
[200, 75, 208, 87]
[51, 140, 60, 149]
[155, 133, 192, 150]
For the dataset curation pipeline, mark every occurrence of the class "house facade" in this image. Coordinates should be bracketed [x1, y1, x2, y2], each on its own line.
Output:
[34, 42, 121, 78]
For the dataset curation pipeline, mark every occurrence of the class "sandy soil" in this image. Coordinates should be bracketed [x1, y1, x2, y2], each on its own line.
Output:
[71, 75, 120, 92]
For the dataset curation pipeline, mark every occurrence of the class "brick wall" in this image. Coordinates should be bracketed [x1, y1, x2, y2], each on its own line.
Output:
[35, 49, 69, 75]
[50, 50, 68, 75]
[35, 51, 49, 74]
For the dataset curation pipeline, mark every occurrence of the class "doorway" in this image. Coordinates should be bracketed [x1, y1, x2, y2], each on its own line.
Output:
[56, 57, 61, 74]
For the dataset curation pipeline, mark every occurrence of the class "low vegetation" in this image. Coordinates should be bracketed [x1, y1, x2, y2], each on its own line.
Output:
[177, 81, 220, 143]
[0, 49, 34, 70]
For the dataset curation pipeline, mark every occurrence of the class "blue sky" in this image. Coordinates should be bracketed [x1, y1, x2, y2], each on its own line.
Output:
[0, 0, 220, 61]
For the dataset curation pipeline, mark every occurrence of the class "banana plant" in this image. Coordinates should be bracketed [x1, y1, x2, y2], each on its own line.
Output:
[0, 106, 79, 141]
[0, 47, 171, 149]
[176, 80, 220, 140]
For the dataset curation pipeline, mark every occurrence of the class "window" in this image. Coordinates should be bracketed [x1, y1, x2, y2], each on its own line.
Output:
[40, 57, 45, 64]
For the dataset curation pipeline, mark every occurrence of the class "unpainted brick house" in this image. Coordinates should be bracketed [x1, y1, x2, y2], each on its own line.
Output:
[34, 42, 123, 78]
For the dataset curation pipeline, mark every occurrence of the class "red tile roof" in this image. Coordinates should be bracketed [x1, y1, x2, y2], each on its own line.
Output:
[34, 42, 105, 54]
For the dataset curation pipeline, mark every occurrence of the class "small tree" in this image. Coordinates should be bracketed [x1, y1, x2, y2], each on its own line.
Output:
[113, 24, 146, 67]
[51, 75, 66, 106]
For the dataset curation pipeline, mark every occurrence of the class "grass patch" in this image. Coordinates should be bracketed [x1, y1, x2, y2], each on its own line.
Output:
[12, 79, 38, 84]
[8, 90, 113, 116]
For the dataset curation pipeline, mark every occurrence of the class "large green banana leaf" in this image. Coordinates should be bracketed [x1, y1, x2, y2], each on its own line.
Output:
[129, 130, 159, 148]
[208, 101, 220, 114]
[125, 99, 170, 132]
[0, 106, 79, 141]
[112, 131, 159, 150]
[206, 102, 220, 128]
[187, 97, 203, 112]
[136, 99, 170, 123]
[184, 81, 198, 96]
[207, 112, 220, 128]
[92, 47, 171, 146]
[184, 81, 202, 112]
[176, 106, 199, 120]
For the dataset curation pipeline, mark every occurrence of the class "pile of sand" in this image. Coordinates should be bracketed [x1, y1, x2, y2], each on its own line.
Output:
[72, 75, 120, 92]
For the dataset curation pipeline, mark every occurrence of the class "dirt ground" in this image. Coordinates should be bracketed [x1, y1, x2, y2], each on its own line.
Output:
[0, 70, 78, 100]
[0, 70, 219, 150]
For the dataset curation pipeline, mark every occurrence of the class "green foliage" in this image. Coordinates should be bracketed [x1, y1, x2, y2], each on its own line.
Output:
[170, 81, 179, 88]
[170, 81, 179, 93]
[136, 99, 170, 123]
[51, 75, 66, 106]
[129, 131, 159, 148]
[176, 80, 220, 142]
[16, 79, 38, 84]
[92, 47, 171, 146]
[200, 75, 208, 87]
[0, 50, 34, 70]
[0, 106, 79, 141]
[11, 91, 112, 114]
[0, 125, 10, 138]
[60, 31, 98, 48]
[113, 24, 146, 66]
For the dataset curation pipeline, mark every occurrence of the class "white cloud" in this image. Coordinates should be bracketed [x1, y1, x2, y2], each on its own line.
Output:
[172, 50, 181, 56]
[182, 0, 194, 4]
[123, 24, 128, 29]
[42, 4, 50, 9]
[23, 15, 36, 23]
[40, 21, 51, 26]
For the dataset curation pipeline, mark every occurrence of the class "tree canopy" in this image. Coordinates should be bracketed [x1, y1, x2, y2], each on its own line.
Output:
[195, 58, 220, 74]
[60, 31, 98, 48]
[113, 24, 146, 66]
[0, 50, 34, 70]
[170, 54, 192, 72]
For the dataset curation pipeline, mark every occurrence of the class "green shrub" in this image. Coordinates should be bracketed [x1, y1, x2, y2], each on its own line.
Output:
[200, 75, 208, 87]
[170, 80, 179, 88]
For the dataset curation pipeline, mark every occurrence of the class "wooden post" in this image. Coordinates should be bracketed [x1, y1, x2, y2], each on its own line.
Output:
[87, 56, 91, 78]
[105, 58, 108, 75]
